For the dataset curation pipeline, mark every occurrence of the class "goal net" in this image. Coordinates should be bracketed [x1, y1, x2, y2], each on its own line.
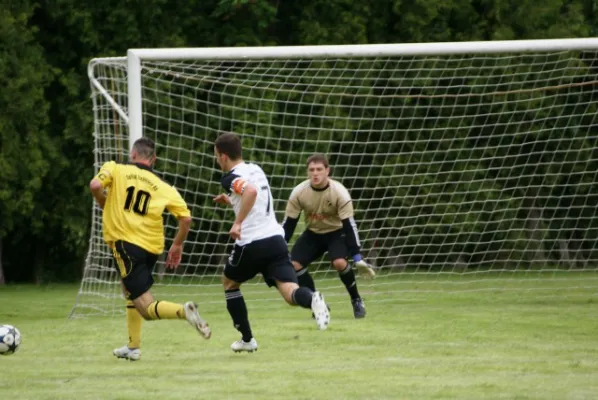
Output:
[72, 39, 598, 317]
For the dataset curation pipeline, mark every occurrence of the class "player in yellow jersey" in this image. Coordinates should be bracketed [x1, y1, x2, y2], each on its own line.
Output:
[89, 137, 210, 361]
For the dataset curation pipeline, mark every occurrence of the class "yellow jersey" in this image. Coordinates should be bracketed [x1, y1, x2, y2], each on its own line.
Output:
[94, 161, 191, 254]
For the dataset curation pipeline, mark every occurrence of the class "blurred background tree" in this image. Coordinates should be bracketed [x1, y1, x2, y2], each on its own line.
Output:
[0, 0, 596, 282]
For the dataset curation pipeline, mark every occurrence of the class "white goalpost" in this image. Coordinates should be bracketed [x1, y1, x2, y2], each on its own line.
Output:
[72, 38, 598, 317]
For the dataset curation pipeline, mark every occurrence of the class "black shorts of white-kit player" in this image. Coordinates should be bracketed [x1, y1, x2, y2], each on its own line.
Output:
[224, 235, 298, 287]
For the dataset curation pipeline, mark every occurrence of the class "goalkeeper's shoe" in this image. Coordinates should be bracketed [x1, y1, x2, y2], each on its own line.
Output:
[311, 291, 330, 330]
[113, 345, 141, 361]
[352, 298, 367, 319]
[231, 338, 258, 353]
[184, 302, 211, 339]
[354, 260, 376, 279]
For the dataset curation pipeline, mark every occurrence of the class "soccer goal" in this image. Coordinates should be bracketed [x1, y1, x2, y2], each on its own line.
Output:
[72, 38, 598, 317]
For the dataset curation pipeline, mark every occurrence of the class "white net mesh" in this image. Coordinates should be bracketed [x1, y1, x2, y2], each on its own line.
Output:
[72, 43, 598, 317]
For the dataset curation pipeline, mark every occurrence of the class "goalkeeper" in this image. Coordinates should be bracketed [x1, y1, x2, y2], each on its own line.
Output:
[282, 154, 375, 319]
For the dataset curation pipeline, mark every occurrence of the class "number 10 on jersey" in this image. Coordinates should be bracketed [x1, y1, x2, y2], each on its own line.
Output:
[124, 186, 151, 216]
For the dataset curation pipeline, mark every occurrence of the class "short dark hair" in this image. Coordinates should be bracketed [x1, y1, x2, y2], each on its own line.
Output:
[133, 137, 156, 159]
[214, 132, 242, 160]
[306, 153, 329, 168]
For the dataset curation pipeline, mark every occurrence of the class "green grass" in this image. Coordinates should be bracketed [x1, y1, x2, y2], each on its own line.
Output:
[1, 280, 598, 399]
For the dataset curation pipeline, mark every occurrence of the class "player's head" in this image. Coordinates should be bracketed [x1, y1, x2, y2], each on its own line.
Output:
[131, 137, 156, 166]
[306, 153, 330, 188]
[214, 132, 243, 171]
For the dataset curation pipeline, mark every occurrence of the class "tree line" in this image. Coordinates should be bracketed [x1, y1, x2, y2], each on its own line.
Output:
[1, 0, 597, 283]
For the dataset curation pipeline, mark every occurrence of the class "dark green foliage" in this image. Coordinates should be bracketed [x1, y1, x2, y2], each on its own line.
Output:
[1, 0, 597, 281]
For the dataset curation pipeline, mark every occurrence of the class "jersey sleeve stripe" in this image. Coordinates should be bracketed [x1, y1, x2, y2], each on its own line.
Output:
[349, 217, 361, 246]
[338, 200, 352, 209]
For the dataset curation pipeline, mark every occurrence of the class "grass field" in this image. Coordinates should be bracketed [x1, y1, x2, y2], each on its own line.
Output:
[1, 278, 597, 399]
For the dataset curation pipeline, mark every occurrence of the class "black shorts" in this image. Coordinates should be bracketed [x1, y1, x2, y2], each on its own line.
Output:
[291, 229, 348, 268]
[111, 240, 159, 300]
[224, 235, 298, 287]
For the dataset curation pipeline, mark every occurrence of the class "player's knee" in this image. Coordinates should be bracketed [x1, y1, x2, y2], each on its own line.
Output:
[277, 281, 298, 305]
[331, 258, 348, 271]
[281, 291, 294, 305]
[292, 261, 303, 271]
[131, 291, 154, 320]
[134, 305, 151, 320]
[222, 274, 240, 291]
[140, 312, 152, 321]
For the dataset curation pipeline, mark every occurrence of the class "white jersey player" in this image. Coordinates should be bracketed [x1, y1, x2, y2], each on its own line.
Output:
[218, 161, 283, 246]
[212, 132, 330, 353]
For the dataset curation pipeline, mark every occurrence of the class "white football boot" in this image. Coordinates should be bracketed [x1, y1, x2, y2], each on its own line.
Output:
[231, 338, 258, 353]
[184, 302, 211, 339]
[311, 291, 330, 330]
[113, 345, 141, 361]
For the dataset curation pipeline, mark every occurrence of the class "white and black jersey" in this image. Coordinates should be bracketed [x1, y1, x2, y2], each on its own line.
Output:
[220, 162, 284, 246]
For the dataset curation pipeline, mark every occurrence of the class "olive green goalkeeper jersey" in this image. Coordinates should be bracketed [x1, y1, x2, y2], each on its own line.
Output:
[284, 179, 354, 234]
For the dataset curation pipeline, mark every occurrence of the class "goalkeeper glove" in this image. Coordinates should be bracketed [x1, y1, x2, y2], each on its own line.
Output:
[352, 254, 376, 279]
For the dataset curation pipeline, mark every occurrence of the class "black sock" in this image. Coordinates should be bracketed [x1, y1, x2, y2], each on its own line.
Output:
[225, 289, 252, 342]
[339, 265, 360, 300]
[291, 287, 314, 309]
[296, 268, 316, 291]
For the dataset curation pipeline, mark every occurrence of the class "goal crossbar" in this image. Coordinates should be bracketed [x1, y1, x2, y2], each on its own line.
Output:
[127, 38, 598, 60]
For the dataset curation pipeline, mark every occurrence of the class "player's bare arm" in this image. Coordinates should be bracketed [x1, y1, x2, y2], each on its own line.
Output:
[89, 178, 106, 209]
[213, 193, 232, 206]
[229, 184, 257, 240]
[166, 216, 192, 269]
